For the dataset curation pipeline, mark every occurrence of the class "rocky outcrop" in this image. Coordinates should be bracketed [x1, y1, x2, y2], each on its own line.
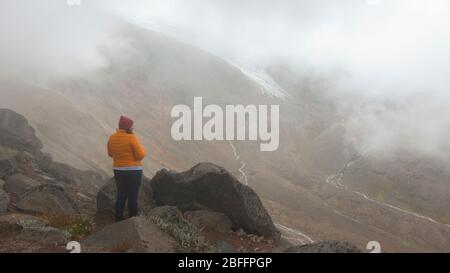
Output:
[284, 241, 362, 253]
[97, 176, 155, 214]
[184, 210, 232, 234]
[0, 176, 8, 212]
[0, 213, 68, 246]
[0, 213, 50, 229]
[0, 146, 18, 180]
[151, 162, 281, 242]
[16, 184, 79, 214]
[0, 109, 102, 216]
[0, 188, 9, 212]
[38, 159, 104, 188]
[17, 226, 69, 246]
[4, 174, 41, 202]
[0, 158, 15, 180]
[82, 216, 177, 253]
[0, 109, 43, 154]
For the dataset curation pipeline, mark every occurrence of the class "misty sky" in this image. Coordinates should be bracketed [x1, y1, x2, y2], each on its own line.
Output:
[1, 0, 450, 160]
[111, 0, 450, 159]
[3, 0, 449, 94]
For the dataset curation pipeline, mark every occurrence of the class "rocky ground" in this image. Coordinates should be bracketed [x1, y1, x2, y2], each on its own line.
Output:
[0, 109, 361, 253]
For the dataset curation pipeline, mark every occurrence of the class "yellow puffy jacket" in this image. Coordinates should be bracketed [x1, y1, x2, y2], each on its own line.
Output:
[107, 129, 146, 167]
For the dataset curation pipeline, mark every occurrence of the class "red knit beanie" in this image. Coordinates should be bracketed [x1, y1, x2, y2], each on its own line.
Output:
[119, 115, 134, 130]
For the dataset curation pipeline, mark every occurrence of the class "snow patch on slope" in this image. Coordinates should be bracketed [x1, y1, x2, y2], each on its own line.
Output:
[120, 16, 288, 99]
[230, 62, 289, 99]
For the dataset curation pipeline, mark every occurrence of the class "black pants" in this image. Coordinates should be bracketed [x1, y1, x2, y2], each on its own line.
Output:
[113, 169, 142, 222]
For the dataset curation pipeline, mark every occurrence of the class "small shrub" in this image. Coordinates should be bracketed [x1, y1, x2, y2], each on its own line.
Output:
[42, 213, 93, 240]
[148, 214, 215, 253]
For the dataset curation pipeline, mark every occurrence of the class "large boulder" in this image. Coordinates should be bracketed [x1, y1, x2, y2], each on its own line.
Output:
[97, 176, 155, 214]
[4, 174, 41, 201]
[184, 210, 233, 234]
[284, 241, 362, 253]
[0, 109, 43, 154]
[38, 160, 104, 187]
[0, 213, 68, 245]
[0, 213, 50, 230]
[17, 226, 69, 246]
[0, 155, 16, 179]
[81, 216, 177, 253]
[16, 184, 79, 214]
[151, 163, 281, 242]
[0, 189, 10, 212]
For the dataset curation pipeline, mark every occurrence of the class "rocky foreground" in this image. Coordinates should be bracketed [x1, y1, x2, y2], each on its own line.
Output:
[0, 109, 360, 253]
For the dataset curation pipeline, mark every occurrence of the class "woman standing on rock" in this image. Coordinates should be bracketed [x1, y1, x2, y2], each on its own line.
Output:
[107, 115, 147, 221]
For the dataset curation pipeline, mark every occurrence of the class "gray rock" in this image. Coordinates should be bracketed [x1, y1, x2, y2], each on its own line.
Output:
[272, 237, 295, 253]
[151, 163, 281, 242]
[16, 184, 79, 214]
[17, 226, 70, 246]
[0, 179, 5, 189]
[4, 174, 41, 200]
[284, 241, 362, 253]
[0, 157, 16, 180]
[0, 145, 19, 158]
[0, 189, 10, 212]
[184, 210, 232, 233]
[97, 176, 155, 214]
[39, 160, 104, 187]
[0, 109, 43, 154]
[0, 213, 50, 233]
[82, 216, 177, 253]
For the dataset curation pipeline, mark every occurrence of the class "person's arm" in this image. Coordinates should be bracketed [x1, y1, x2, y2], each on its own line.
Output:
[107, 137, 114, 158]
[130, 135, 147, 161]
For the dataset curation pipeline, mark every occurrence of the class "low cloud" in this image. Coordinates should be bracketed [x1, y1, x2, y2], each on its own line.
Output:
[1, 0, 449, 161]
[112, 0, 450, 160]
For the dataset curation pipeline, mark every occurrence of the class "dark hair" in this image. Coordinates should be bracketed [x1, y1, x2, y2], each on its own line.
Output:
[126, 129, 134, 134]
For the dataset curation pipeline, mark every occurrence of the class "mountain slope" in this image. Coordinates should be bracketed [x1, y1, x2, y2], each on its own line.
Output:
[1, 20, 450, 252]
